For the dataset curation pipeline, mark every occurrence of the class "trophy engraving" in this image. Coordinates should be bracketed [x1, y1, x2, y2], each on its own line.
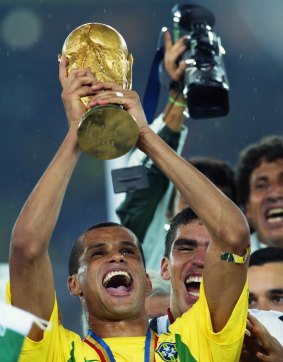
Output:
[61, 23, 139, 160]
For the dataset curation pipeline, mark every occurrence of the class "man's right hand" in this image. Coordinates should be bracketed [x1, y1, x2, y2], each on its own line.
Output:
[163, 30, 188, 84]
[59, 55, 96, 130]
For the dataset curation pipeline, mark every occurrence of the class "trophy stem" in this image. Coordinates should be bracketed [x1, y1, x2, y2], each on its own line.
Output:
[77, 104, 139, 160]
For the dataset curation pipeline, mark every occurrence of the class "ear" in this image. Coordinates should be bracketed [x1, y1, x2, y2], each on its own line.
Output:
[68, 275, 83, 297]
[145, 273, 153, 297]
[161, 257, 170, 280]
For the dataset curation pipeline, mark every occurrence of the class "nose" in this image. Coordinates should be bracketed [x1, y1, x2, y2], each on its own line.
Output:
[256, 297, 270, 311]
[109, 251, 126, 264]
[192, 247, 206, 268]
[266, 183, 283, 201]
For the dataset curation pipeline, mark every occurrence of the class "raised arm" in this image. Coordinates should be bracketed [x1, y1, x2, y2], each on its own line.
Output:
[90, 83, 250, 332]
[138, 125, 250, 331]
[117, 30, 188, 244]
[9, 57, 94, 341]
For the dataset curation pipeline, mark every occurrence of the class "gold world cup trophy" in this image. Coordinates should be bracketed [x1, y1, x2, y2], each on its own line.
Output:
[60, 23, 139, 160]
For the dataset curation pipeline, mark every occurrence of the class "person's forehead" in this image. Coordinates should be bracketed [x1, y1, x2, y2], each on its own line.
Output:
[83, 226, 137, 246]
[249, 262, 283, 276]
[176, 219, 209, 237]
[174, 221, 210, 244]
[251, 158, 283, 180]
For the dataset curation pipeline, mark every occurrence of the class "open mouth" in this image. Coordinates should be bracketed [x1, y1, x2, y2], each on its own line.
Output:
[102, 270, 132, 295]
[185, 276, 202, 298]
[265, 208, 283, 224]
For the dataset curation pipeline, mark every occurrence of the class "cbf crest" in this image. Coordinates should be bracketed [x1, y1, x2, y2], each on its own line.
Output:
[156, 342, 178, 361]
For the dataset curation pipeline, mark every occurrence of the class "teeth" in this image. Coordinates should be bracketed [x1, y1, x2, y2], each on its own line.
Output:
[189, 292, 200, 297]
[267, 208, 283, 218]
[103, 270, 130, 286]
[267, 217, 283, 223]
[185, 276, 202, 284]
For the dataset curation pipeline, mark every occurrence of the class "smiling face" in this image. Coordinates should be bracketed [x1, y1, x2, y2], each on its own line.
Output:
[161, 220, 210, 319]
[69, 226, 150, 321]
[248, 262, 283, 312]
[245, 158, 283, 247]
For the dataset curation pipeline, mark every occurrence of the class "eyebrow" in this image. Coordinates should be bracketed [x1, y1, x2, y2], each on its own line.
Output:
[268, 289, 283, 295]
[85, 240, 137, 251]
[173, 238, 209, 248]
[254, 176, 268, 181]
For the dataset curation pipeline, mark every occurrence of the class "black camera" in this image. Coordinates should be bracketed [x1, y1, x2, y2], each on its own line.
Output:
[172, 4, 229, 119]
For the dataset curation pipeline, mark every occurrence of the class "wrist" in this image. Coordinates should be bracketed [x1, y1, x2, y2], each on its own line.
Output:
[169, 80, 183, 92]
[67, 126, 81, 150]
[136, 125, 153, 152]
[168, 96, 187, 108]
[169, 81, 185, 103]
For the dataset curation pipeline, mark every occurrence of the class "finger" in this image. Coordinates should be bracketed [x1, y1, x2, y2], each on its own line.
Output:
[256, 351, 271, 362]
[164, 29, 173, 51]
[174, 35, 190, 49]
[249, 318, 275, 353]
[67, 76, 98, 92]
[246, 318, 252, 330]
[91, 82, 124, 92]
[76, 86, 96, 98]
[74, 70, 94, 78]
[68, 68, 95, 79]
[174, 60, 187, 81]
[248, 315, 268, 338]
[59, 54, 68, 87]
[247, 313, 259, 325]
[88, 90, 136, 109]
[89, 92, 126, 106]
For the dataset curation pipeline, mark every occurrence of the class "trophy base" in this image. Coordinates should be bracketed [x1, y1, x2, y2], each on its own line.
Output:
[77, 105, 139, 160]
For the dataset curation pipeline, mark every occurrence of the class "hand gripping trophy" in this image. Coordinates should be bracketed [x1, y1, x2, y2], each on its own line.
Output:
[60, 23, 139, 160]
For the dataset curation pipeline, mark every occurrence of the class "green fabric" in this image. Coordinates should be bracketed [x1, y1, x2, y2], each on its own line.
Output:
[67, 341, 76, 362]
[175, 334, 197, 362]
[116, 125, 181, 243]
[0, 328, 25, 362]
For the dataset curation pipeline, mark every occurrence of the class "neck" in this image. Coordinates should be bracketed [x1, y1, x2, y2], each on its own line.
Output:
[167, 308, 175, 324]
[88, 315, 149, 338]
[169, 300, 182, 322]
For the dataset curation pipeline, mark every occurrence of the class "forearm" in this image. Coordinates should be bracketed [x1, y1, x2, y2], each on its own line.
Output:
[11, 127, 81, 257]
[139, 127, 250, 332]
[138, 127, 250, 332]
[9, 127, 81, 337]
[138, 126, 249, 251]
[163, 89, 186, 133]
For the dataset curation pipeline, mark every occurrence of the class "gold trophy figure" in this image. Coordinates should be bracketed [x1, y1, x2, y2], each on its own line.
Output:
[61, 23, 139, 160]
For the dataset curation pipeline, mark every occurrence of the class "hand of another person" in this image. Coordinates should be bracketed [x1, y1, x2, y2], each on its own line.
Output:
[163, 29, 188, 84]
[59, 55, 96, 129]
[240, 313, 283, 362]
[89, 82, 148, 132]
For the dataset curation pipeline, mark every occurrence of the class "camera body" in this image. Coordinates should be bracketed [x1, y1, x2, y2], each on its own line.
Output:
[172, 4, 229, 119]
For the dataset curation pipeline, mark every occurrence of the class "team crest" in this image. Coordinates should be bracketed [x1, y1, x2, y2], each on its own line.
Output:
[156, 342, 178, 361]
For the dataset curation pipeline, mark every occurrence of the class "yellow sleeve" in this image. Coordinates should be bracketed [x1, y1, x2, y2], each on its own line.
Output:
[6, 282, 80, 362]
[166, 280, 248, 361]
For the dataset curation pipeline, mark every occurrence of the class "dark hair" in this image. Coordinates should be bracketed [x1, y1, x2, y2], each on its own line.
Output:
[249, 247, 283, 267]
[236, 135, 283, 206]
[68, 222, 145, 275]
[189, 157, 237, 202]
[164, 207, 199, 257]
[168, 157, 236, 216]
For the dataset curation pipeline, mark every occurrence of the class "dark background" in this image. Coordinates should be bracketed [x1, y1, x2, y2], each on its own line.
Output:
[0, 0, 282, 334]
